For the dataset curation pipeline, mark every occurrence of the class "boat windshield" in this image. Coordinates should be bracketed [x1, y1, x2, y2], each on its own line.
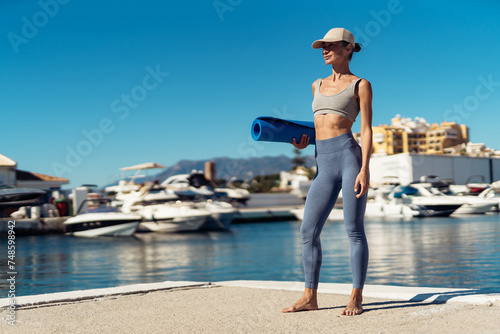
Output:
[77, 198, 117, 214]
[85, 206, 120, 214]
[393, 186, 420, 198]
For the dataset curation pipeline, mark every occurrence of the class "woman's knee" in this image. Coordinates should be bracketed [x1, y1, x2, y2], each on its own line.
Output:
[300, 223, 311, 241]
[300, 221, 318, 244]
[344, 220, 366, 240]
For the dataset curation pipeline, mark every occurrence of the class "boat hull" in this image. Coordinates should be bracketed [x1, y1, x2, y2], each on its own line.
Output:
[364, 202, 417, 218]
[410, 204, 462, 217]
[453, 202, 498, 215]
[0, 188, 45, 203]
[64, 212, 142, 237]
[66, 221, 140, 237]
[139, 215, 206, 233]
[199, 211, 236, 230]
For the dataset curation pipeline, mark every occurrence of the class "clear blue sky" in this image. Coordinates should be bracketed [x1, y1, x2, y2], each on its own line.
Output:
[2, 0, 499, 188]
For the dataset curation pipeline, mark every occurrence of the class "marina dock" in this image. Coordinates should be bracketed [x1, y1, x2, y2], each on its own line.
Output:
[0, 207, 301, 235]
[0, 193, 305, 235]
[1, 280, 499, 333]
[0, 217, 67, 235]
[233, 205, 299, 223]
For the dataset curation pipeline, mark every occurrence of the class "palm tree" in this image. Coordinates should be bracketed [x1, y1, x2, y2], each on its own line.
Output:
[291, 147, 305, 170]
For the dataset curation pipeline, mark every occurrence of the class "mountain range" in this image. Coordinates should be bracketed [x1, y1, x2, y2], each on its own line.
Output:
[153, 155, 316, 182]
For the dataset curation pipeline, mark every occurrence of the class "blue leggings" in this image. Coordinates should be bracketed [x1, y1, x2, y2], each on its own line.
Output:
[300, 131, 369, 289]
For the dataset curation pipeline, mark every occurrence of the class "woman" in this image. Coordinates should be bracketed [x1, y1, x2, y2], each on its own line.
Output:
[282, 28, 373, 316]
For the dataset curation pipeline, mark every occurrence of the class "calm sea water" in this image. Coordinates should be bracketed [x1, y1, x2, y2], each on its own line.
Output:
[1, 213, 499, 297]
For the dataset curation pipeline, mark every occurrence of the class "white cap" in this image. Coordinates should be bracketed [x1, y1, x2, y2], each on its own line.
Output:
[312, 28, 355, 49]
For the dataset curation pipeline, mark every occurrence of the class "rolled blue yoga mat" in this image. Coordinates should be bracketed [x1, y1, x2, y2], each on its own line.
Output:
[251, 117, 316, 145]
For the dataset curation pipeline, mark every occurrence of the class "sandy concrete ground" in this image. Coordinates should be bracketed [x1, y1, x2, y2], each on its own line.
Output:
[1, 284, 499, 334]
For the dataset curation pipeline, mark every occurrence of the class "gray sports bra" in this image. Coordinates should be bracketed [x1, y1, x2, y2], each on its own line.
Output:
[312, 78, 362, 123]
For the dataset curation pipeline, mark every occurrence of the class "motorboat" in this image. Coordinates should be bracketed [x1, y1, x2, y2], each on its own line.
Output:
[113, 170, 234, 232]
[130, 202, 211, 233]
[162, 172, 216, 199]
[162, 171, 250, 204]
[119, 188, 235, 231]
[0, 186, 46, 206]
[113, 183, 179, 207]
[404, 179, 497, 215]
[426, 187, 498, 215]
[105, 162, 168, 205]
[389, 184, 463, 217]
[64, 198, 142, 237]
[465, 175, 490, 195]
[416, 175, 498, 213]
[64, 209, 142, 237]
[448, 175, 490, 196]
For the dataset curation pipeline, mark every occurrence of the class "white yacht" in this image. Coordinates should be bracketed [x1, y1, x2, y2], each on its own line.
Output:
[162, 172, 215, 198]
[106, 162, 170, 206]
[113, 183, 179, 207]
[64, 199, 142, 237]
[387, 184, 463, 217]
[448, 175, 491, 196]
[419, 184, 498, 214]
[0, 186, 46, 206]
[162, 172, 250, 204]
[131, 202, 211, 233]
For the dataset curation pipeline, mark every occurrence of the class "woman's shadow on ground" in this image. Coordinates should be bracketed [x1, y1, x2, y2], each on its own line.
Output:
[319, 288, 499, 312]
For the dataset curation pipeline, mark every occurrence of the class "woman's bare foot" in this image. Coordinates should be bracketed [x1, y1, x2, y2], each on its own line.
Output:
[281, 288, 318, 313]
[341, 288, 363, 316]
[281, 298, 318, 313]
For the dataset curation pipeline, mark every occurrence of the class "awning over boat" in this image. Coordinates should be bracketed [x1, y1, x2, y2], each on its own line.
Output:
[120, 162, 167, 171]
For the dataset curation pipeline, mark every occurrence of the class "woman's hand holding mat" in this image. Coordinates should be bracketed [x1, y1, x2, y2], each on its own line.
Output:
[251, 117, 316, 145]
[292, 134, 310, 149]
